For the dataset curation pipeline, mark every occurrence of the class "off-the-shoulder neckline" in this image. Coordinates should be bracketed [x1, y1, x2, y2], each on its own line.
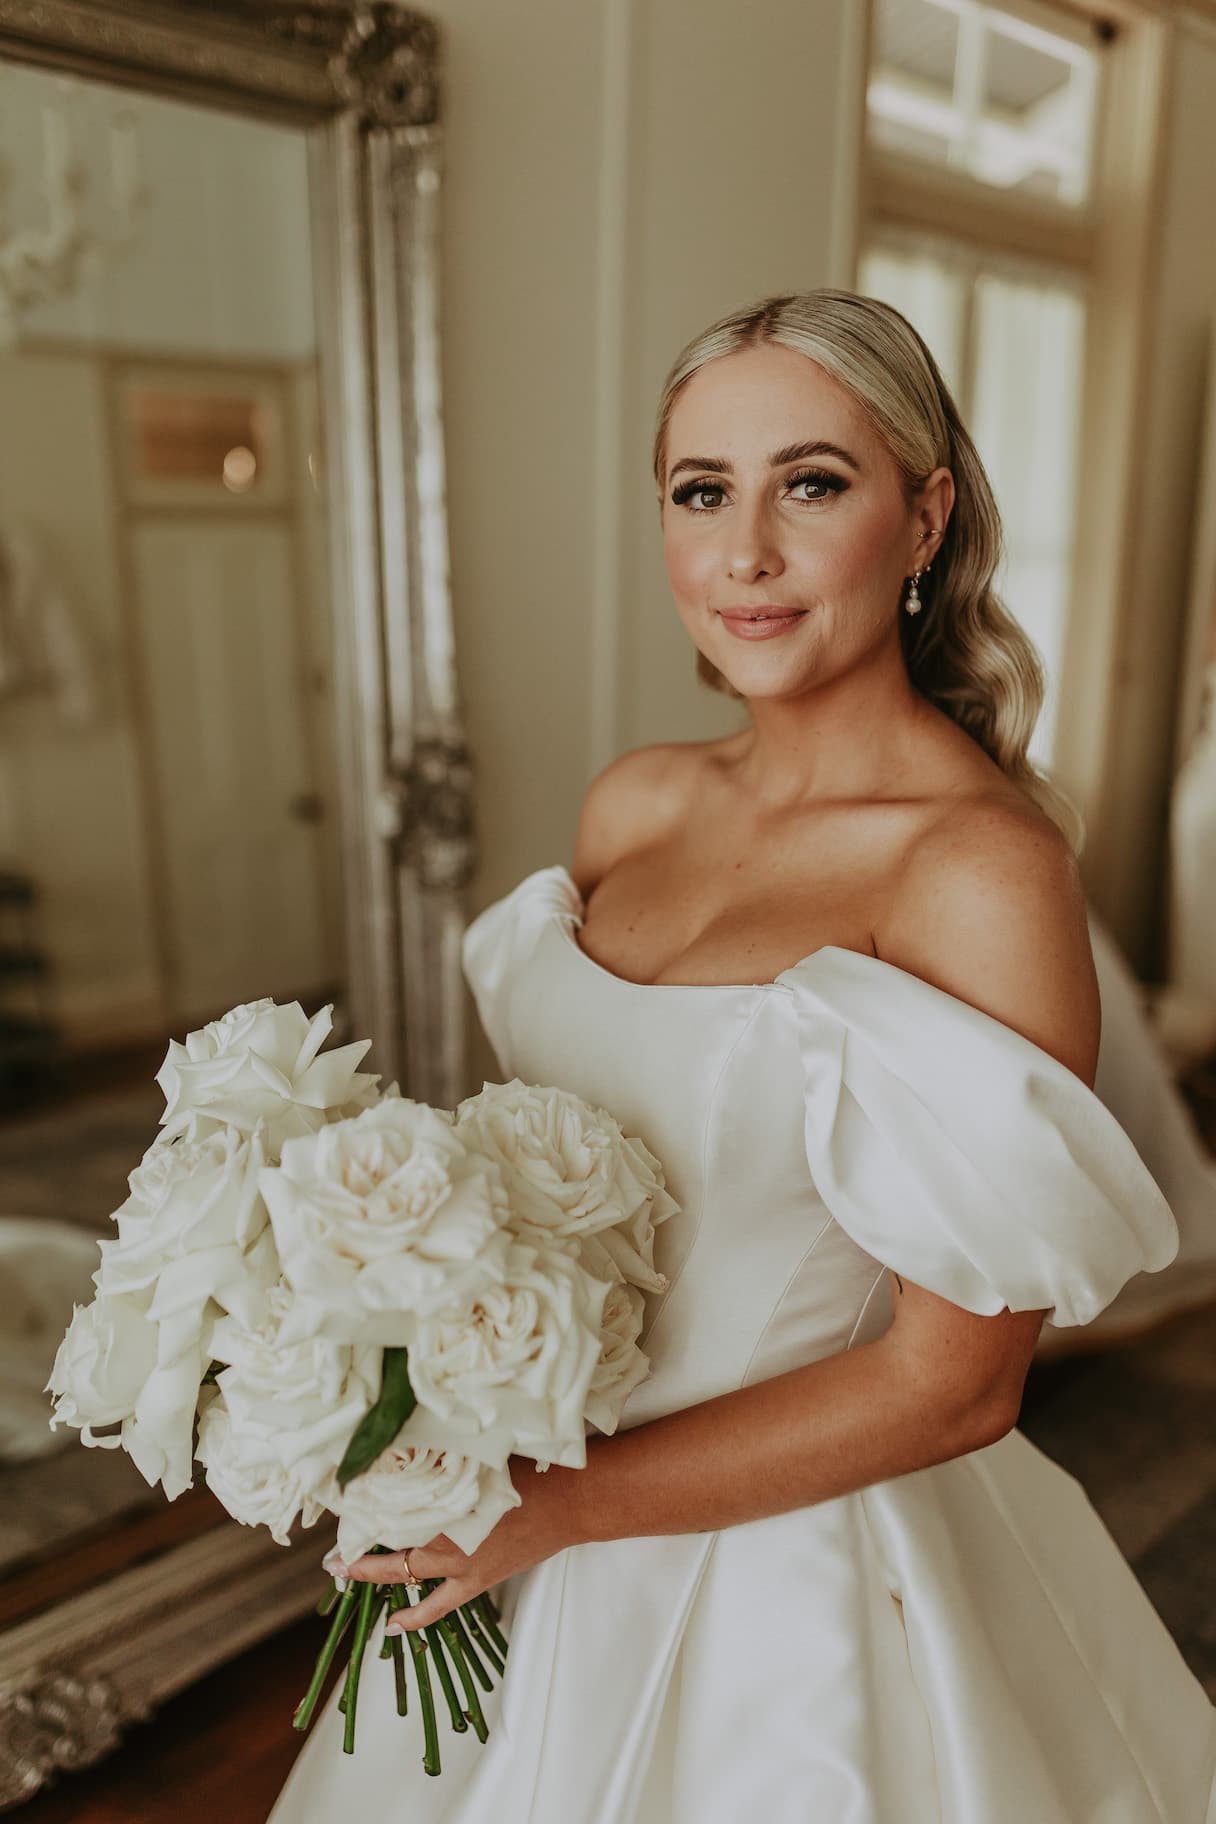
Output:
[539, 862, 886, 995]
[474, 866, 1101, 1096]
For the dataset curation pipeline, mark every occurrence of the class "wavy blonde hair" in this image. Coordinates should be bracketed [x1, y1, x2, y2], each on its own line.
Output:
[652, 288, 1083, 849]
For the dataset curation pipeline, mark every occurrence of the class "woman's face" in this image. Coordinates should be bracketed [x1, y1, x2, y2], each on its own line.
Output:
[658, 341, 951, 699]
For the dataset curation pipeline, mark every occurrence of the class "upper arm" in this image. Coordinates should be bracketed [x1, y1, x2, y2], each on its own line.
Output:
[569, 743, 692, 895]
[873, 797, 1097, 1437]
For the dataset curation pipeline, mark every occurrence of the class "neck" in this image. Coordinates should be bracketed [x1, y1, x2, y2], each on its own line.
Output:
[733, 634, 935, 810]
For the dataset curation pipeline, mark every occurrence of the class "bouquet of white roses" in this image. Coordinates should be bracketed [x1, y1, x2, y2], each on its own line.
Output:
[45, 997, 679, 1772]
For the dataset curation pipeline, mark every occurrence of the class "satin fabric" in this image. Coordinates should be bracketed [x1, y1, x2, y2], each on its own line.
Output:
[268, 864, 1216, 1824]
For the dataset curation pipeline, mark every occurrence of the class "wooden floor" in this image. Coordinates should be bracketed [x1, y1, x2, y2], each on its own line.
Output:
[15, 1297, 1216, 1823]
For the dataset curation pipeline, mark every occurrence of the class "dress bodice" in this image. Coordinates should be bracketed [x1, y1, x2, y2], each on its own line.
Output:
[461, 865, 1178, 1429]
[269, 866, 1213, 1824]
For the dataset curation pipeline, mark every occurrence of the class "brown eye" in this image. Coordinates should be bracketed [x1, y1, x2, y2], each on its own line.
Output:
[670, 479, 726, 511]
[786, 467, 848, 502]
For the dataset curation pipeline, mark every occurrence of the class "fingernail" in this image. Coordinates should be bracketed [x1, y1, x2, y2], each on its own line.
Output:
[385, 1621, 404, 1635]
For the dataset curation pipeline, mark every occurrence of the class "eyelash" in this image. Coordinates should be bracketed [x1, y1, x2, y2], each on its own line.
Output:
[669, 466, 848, 513]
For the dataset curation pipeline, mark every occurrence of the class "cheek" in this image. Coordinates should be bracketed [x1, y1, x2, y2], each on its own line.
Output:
[662, 521, 713, 600]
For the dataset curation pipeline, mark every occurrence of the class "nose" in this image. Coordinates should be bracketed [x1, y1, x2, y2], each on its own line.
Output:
[725, 492, 785, 584]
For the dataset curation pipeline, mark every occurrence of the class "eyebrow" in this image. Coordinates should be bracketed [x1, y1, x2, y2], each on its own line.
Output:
[667, 439, 863, 485]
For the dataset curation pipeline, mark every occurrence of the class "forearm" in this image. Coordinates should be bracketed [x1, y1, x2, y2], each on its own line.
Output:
[554, 1335, 1011, 1546]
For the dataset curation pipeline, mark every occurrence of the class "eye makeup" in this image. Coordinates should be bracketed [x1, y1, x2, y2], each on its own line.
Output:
[669, 465, 850, 511]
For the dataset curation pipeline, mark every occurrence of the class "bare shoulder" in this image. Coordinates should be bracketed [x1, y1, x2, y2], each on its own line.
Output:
[879, 789, 1099, 1084]
[569, 740, 706, 891]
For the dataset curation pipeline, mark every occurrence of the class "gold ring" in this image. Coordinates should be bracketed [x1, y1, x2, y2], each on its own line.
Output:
[400, 1548, 422, 1589]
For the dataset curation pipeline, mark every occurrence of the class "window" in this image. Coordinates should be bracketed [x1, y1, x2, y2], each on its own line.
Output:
[860, 230, 1086, 762]
[860, 0, 1112, 767]
[868, 0, 1101, 205]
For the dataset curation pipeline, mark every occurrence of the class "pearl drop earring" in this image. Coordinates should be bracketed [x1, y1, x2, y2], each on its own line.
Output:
[904, 528, 939, 616]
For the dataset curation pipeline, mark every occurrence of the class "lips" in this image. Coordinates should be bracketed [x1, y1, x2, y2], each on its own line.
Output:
[718, 606, 805, 621]
[717, 606, 808, 642]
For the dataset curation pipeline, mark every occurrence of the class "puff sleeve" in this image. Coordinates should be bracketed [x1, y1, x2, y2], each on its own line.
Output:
[460, 879, 530, 1076]
[778, 947, 1179, 1328]
[460, 866, 574, 1077]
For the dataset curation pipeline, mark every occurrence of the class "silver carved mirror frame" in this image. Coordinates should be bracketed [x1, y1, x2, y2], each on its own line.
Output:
[0, 0, 472, 1803]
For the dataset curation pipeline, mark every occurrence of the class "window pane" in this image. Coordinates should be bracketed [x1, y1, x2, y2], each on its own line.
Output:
[969, 268, 1087, 763]
[979, 18, 1097, 204]
[858, 239, 968, 402]
[868, 0, 1100, 208]
[869, 0, 960, 172]
[859, 232, 1087, 768]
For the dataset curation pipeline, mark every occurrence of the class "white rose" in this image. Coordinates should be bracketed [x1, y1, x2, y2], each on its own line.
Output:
[45, 1291, 157, 1440]
[327, 1443, 520, 1564]
[208, 1281, 381, 1494]
[584, 1275, 649, 1434]
[45, 1289, 207, 1500]
[260, 1099, 512, 1347]
[96, 1124, 274, 1341]
[143, 1221, 281, 1346]
[155, 999, 380, 1157]
[454, 1079, 679, 1289]
[575, 1228, 665, 1298]
[125, 1334, 210, 1499]
[400, 1238, 608, 1469]
[118, 1121, 269, 1253]
[573, 1190, 670, 1295]
[195, 1394, 326, 1545]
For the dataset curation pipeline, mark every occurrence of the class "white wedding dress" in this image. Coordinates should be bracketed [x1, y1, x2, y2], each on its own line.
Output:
[269, 864, 1216, 1824]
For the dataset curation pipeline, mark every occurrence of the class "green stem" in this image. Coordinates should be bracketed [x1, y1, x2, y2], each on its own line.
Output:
[445, 1604, 494, 1692]
[340, 1580, 382, 1755]
[387, 1587, 410, 1716]
[403, 1586, 441, 1775]
[462, 1599, 506, 1677]
[293, 1580, 360, 1733]
[472, 1592, 509, 1660]
[437, 1613, 489, 1742]
[421, 1601, 468, 1734]
[316, 1579, 341, 1618]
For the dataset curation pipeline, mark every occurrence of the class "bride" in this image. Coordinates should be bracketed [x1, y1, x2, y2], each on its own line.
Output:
[269, 289, 1216, 1822]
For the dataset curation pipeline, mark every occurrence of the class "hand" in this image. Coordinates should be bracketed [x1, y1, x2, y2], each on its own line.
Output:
[325, 1453, 583, 1632]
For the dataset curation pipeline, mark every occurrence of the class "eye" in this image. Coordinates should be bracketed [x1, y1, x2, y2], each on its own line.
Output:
[786, 467, 848, 503]
[670, 478, 726, 511]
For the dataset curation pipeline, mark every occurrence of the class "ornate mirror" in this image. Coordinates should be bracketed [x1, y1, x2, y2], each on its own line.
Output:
[0, 0, 472, 1803]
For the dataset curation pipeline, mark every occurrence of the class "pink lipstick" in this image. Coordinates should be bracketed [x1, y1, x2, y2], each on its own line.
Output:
[718, 607, 807, 640]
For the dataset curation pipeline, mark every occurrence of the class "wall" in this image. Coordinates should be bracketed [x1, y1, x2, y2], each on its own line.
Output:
[419, 0, 867, 1082]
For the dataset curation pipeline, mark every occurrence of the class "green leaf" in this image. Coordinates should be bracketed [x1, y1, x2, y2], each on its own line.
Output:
[336, 1346, 417, 1489]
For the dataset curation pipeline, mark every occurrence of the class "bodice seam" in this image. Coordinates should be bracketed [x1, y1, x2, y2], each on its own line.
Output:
[845, 1265, 891, 1351]
[738, 1212, 836, 1391]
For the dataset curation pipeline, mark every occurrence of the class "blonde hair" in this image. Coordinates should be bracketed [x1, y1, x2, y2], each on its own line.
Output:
[652, 288, 1083, 849]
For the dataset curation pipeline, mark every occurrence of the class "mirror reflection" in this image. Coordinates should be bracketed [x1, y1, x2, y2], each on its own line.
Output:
[0, 64, 343, 1605]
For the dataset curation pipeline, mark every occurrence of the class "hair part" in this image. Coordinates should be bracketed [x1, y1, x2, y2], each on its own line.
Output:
[652, 288, 1083, 850]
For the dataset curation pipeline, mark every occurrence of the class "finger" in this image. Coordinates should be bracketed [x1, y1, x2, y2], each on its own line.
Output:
[340, 1548, 416, 1583]
[385, 1580, 462, 1632]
